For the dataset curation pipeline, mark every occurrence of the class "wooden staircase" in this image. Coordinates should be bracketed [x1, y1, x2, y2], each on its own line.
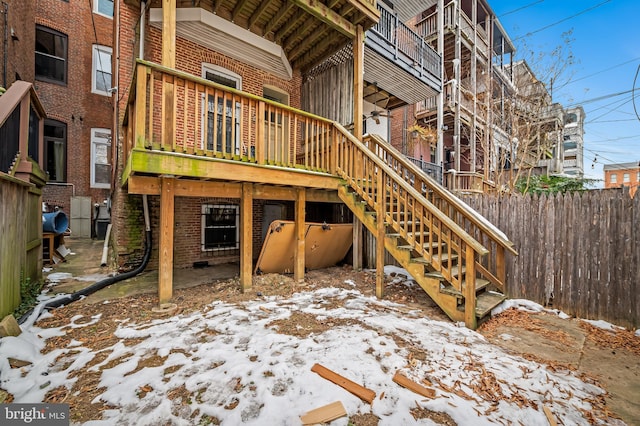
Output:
[333, 131, 518, 329]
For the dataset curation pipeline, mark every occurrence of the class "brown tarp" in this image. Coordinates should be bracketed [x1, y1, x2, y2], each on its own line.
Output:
[255, 221, 352, 274]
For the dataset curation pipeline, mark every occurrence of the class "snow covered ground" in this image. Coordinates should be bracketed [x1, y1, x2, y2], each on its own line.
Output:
[0, 276, 621, 426]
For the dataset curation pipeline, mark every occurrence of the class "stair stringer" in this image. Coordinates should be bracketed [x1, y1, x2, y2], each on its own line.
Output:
[338, 185, 466, 323]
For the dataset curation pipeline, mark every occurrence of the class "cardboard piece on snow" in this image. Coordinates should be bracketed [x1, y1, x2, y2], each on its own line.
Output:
[300, 401, 347, 425]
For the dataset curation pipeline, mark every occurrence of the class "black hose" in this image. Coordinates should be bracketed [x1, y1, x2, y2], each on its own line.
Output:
[18, 229, 152, 325]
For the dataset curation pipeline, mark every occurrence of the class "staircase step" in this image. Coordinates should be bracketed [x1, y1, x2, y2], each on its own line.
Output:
[474, 291, 506, 318]
[410, 252, 457, 264]
[440, 278, 490, 297]
[424, 265, 465, 279]
[387, 232, 430, 239]
[397, 242, 441, 251]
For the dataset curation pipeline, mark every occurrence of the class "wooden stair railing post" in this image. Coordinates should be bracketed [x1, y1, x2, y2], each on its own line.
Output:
[376, 168, 386, 298]
[496, 245, 505, 291]
[464, 244, 477, 329]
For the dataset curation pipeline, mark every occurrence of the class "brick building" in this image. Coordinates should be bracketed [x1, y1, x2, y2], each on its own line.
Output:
[1, 0, 114, 237]
[603, 161, 640, 198]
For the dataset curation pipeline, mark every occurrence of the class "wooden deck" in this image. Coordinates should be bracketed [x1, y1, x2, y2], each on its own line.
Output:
[121, 60, 516, 329]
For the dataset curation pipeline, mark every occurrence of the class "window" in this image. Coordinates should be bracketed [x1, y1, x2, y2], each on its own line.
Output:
[93, 0, 114, 18]
[610, 174, 617, 184]
[91, 128, 111, 188]
[92, 45, 112, 95]
[35, 26, 68, 84]
[263, 85, 290, 163]
[201, 204, 239, 251]
[623, 173, 630, 183]
[44, 120, 66, 182]
[201, 65, 241, 155]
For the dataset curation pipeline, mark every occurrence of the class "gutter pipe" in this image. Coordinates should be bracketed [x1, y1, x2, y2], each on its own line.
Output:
[19, 195, 152, 325]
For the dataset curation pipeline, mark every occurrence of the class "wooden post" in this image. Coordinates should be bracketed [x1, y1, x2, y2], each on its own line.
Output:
[134, 63, 147, 149]
[294, 188, 306, 282]
[464, 245, 477, 329]
[376, 170, 385, 298]
[352, 25, 365, 270]
[240, 183, 253, 291]
[159, 176, 175, 304]
[496, 245, 505, 291]
[162, 0, 176, 147]
[353, 24, 364, 141]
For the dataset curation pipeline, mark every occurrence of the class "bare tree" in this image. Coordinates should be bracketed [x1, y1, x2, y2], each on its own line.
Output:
[488, 30, 577, 192]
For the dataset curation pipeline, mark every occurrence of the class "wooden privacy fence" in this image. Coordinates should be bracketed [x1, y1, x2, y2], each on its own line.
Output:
[0, 174, 42, 317]
[461, 189, 639, 329]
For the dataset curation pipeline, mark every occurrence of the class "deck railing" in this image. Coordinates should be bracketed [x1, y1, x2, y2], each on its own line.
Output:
[364, 135, 515, 292]
[371, 6, 441, 78]
[406, 155, 442, 184]
[123, 60, 337, 174]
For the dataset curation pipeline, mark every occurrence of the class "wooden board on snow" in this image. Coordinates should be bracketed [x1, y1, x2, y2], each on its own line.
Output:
[311, 363, 376, 404]
[300, 401, 347, 424]
[392, 371, 436, 398]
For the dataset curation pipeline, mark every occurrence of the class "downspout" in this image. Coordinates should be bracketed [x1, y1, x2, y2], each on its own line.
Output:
[139, 1, 145, 59]
[19, 195, 152, 325]
[110, 0, 120, 189]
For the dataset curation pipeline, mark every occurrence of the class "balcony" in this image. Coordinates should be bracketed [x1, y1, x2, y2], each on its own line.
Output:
[122, 60, 346, 190]
[416, 2, 489, 56]
[364, 5, 441, 105]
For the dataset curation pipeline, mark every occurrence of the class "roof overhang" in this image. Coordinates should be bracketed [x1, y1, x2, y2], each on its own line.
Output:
[149, 7, 293, 80]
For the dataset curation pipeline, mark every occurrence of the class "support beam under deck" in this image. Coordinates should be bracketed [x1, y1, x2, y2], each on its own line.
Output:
[294, 188, 306, 282]
[241, 183, 253, 291]
[159, 176, 175, 304]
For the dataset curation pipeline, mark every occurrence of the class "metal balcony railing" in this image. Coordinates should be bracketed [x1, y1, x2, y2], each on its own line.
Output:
[371, 5, 441, 79]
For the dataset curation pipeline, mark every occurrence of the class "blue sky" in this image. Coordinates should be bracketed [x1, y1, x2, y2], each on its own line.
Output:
[490, 0, 640, 182]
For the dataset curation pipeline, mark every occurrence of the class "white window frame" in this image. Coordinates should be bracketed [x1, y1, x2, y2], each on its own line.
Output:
[610, 174, 617, 184]
[200, 64, 242, 154]
[93, 0, 114, 18]
[201, 204, 240, 252]
[91, 128, 111, 188]
[623, 173, 630, 183]
[92, 45, 112, 96]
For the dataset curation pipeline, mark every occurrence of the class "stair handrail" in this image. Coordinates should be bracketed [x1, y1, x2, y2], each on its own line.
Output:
[333, 122, 488, 258]
[364, 134, 517, 256]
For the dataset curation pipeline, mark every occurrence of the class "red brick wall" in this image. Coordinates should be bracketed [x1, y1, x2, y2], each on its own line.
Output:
[0, 0, 35, 87]
[35, 0, 113, 224]
[113, 3, 303, 269]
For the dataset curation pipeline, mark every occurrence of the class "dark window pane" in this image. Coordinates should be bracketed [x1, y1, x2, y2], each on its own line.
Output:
[35, 27, 67, 83]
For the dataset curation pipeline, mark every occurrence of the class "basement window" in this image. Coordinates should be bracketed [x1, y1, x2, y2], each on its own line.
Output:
[201, 204, 239, 252]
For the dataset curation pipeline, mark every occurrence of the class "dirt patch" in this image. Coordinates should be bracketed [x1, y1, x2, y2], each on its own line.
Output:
[410, 404, 457, 425]
[349, 412, 380, 425]
[268, 311, 360, 338]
